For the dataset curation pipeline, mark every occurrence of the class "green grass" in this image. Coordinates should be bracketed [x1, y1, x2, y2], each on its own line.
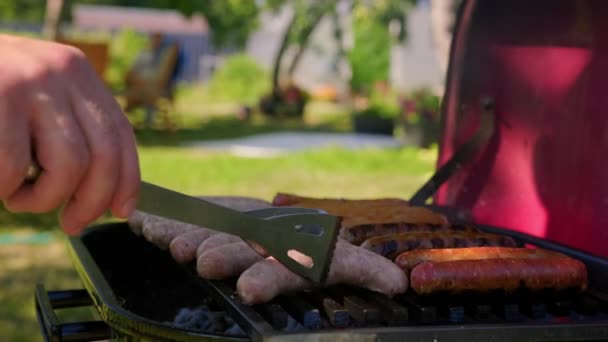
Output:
[132, 96, 353, 146]
[0, 232, 99, 342]
[133, 114, 351, 146]
[139, 145, 436, 199]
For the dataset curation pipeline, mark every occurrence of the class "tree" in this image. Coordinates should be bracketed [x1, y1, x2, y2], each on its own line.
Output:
[2, 0, 263, 49]
[0, 0, 46, 24]
[429, 0, 460, 75]
[43, 0, 63, 40]
[347, 6, 392, 93]
[269, 0, 417, 93]
[258, 0, 417, 118]
[269, 0, 338, 91]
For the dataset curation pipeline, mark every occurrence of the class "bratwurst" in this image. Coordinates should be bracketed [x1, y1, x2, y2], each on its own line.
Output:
[132, 195, 271, 251]
[169, 228, 217, 264]
[142, 215, 197, 249]
[236, 240, 408, 305]
[197, 241, 264, 279]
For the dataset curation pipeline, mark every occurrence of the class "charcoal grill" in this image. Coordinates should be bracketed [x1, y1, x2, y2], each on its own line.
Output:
[36, 0, 608, 340]
[36, 222, 608, 341]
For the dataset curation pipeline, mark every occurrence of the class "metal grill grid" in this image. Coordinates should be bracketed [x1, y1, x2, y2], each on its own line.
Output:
[74, 223, 608, 342]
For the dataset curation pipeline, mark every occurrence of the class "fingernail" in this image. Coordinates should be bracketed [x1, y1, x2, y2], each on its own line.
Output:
[120, 198, 136, 218]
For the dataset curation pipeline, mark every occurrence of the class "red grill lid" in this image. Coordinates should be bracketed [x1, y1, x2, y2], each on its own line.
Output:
[436, 0, 608, 257]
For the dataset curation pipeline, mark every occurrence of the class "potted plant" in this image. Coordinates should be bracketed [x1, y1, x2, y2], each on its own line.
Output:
[351, 83, 399, 135]
[400, 89, 441, 147]
[259, 82, 310, 119]
[352, 105, 396, 135]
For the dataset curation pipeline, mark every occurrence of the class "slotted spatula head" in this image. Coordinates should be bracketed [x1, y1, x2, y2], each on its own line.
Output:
[137, 182, 341, 284]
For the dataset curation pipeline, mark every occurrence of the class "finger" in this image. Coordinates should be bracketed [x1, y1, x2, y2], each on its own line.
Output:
[60, 86, 122, 234]
[5, 87, 89, 213]
[64, 50, 141, 219]
[105, 99, 140, 218]
[0, 79, 30, 200]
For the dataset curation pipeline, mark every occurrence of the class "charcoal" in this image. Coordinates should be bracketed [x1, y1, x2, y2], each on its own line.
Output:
[285, 315, 308, 332]
[168, 306, 245, 336]
[224, 323, 245, 336]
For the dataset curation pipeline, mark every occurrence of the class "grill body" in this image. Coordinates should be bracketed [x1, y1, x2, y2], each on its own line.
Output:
[36, 223, 608, 341]
[437, 0, 608, 258]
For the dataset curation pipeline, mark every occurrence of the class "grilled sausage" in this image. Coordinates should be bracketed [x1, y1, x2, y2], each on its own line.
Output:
[197, 242, 264, 279]
[196, 233, 243, 258]
[127, 210, 147, 236]
[395, 247, 562, 272]
[360, 231, 518, 259]
[272, 193, 411, 217]
[236, 240, 408, 305]
[410, 258, 588, 294]
[273, 192, 408, 208]
[340, 223, 476, 245]
[142, 216, 197, 249]
[169, 229, 217, 264]
[139, 196, 270, 251]
[341, 207, 448, 227]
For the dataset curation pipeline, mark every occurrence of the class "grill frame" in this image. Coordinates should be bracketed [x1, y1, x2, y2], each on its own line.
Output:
[41, 222, 608, 342]
[63, 223, 247, 342]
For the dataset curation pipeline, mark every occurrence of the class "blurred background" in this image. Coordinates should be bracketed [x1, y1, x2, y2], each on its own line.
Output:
[0, 0, 459, 340]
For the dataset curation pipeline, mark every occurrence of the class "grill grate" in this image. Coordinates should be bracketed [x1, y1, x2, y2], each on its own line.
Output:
[70, 223, 608, 342]
[188, 268, 608, 337]
[177, 223, 608, 341]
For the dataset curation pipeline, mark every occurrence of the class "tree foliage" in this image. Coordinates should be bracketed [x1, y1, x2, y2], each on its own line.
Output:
[0, 0, 47, 22]
[348, 8, 392, 92]
[0, 0, 261, 49]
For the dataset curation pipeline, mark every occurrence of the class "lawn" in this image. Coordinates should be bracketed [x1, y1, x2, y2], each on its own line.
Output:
[0, 99, 437, 341]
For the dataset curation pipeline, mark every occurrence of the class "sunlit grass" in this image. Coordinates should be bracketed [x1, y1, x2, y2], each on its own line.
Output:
[0, 234, 98, 342]
[138, 145, 436, 200]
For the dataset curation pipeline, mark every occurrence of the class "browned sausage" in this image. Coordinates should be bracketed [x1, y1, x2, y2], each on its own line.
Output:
[272, 192, 408, 209]
[197, 242, 264, 280]
[395, 247, 562, 272]
[360, 231, 518, 259]
[236, 240, 408, 305]
[340, 223, 476, 245]
[340, 207, 448, 227]
[169, 228, 217, 264]
[272, 193, 413, 218]
[410, 258, 588, 294]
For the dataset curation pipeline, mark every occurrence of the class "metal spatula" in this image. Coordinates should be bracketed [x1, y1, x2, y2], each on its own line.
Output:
[136, 182, 341, 284]
[25, 162, 340, 284]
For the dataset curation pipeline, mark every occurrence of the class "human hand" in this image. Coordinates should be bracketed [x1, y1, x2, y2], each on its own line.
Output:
[0, 34, 140, 235]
